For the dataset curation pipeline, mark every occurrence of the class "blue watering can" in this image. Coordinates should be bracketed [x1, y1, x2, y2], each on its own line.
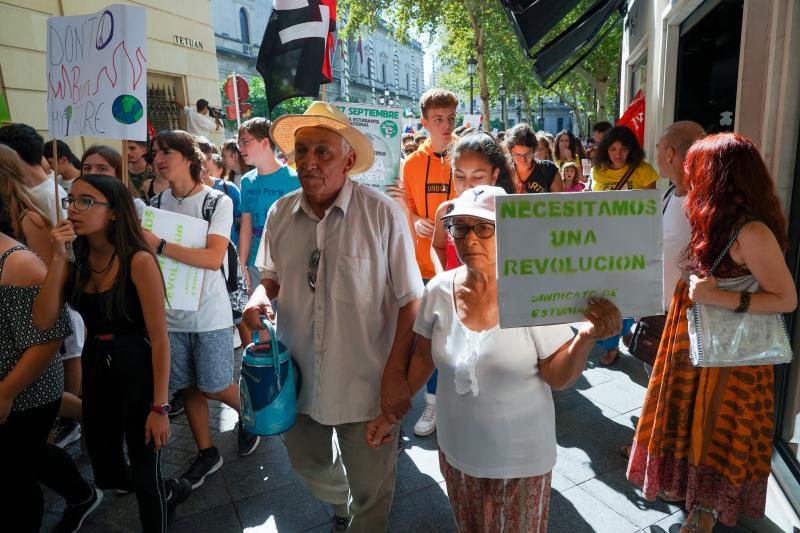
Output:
[239, 317, 298, 436]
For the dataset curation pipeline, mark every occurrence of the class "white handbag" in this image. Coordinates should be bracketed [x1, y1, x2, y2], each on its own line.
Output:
[686, 224, 793, 368]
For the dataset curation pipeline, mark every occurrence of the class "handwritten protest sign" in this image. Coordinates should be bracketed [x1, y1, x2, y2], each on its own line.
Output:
[333, 102, 402, 192]
[496, 190, 664, 327]
[461, 114, 482, 128]
[141, 207, 207, 311]
[47, 4, 147, 140]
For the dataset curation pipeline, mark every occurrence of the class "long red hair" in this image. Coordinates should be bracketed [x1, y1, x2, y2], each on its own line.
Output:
[685, 133, 787, 274]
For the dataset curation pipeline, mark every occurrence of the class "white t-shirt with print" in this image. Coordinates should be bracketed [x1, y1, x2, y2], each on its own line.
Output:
[662, 192, 691, 311]
[413, 268, 575, 479]
[156, 186, 233, 332]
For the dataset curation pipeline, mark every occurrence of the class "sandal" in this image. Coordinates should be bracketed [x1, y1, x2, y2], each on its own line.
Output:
[681, 504, 718, 533]
[599, 348, 620, 366]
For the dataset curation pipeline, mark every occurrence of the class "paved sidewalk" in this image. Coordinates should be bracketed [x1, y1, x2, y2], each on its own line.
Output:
[41, 343, 784, 532]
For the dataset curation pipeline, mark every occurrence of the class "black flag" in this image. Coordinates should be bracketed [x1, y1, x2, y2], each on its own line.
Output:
[257, 0, 333, 113]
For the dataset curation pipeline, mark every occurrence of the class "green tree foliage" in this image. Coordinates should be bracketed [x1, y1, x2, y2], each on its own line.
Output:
[340, 0, 622, 137]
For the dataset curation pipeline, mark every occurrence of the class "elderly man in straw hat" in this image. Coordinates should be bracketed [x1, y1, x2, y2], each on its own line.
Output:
[243, 102, 424, 532]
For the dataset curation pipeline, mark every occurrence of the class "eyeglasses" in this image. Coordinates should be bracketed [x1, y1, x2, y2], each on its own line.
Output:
[308, 249, 321, 291]
[511, 151, 534, 162]
[237, 137, 257, 148]
[61, 196, 112, 212]
[445, 222, 496, 240]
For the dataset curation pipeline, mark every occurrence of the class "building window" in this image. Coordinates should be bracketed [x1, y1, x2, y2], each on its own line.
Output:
[239, 8, 250, 44]
[367, 58, 374, 80]
[380, 53, 388, 83]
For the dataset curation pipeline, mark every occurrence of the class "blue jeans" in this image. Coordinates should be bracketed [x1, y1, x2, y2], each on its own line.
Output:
[596, 318, 635, 351]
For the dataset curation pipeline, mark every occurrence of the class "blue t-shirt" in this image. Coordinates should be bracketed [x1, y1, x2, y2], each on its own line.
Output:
[239, 166, 300, 266]
[212, 178, 242, 247]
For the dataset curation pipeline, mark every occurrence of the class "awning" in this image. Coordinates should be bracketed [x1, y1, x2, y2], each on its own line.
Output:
[500, 0, 583, 53]
[501, 0, 627, 87]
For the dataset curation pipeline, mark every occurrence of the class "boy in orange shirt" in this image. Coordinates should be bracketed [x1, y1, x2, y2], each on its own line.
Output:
[401, 88, 458, 437]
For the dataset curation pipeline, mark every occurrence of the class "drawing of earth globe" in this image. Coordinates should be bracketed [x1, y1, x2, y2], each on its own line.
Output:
[112, 95, 144, 125]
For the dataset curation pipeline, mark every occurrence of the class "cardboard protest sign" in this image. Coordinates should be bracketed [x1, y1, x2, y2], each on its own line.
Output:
[496, 190, 663, 327]
[141, 207, 207, 311]
[333, 102, 402, 192]
[47, 4, 147, 140]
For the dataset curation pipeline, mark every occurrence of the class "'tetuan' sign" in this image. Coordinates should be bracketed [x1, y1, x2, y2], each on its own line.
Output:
[173, 35, 204, 49]
[496, 190, 664, 327]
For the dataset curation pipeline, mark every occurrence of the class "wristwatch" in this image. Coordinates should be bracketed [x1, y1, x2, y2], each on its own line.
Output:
[156, 239, 167, 255]
[151, 403, 171, 415]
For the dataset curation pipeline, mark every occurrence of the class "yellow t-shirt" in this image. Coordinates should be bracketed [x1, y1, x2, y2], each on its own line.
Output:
[590, 161, 659, 191]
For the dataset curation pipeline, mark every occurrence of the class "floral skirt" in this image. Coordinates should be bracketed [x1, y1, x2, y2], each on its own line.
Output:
[439, 449, 551, 533]
[626, 280, 774, 526]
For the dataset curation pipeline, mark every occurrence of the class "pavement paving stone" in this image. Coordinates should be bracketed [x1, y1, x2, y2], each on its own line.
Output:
[578, 376, 648, 414]
[387, 482, 457, 533]
[549, 485, 639, 533]
[171, 503, 242, 533]
[235, 481, 331, 532]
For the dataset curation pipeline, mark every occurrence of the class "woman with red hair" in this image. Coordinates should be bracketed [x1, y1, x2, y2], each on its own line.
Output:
[626, 133, 796, 533]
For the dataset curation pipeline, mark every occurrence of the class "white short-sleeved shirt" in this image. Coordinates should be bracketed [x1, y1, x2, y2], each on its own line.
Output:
[255, 177, 424, 425]
[662, 192, 690, 311]
[184, 106, 217, 136]
[414, 269, 574, 479]
[156, 186, 233, 332]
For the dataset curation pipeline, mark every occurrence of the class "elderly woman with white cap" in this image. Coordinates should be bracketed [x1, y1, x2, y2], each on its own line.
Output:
[367, 185, 622, 532]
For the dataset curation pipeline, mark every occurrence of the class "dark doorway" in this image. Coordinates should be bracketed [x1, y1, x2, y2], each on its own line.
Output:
[674, 0, 743, 133]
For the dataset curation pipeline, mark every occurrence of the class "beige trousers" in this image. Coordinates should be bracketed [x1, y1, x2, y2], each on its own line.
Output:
[284, 414, 399, 533]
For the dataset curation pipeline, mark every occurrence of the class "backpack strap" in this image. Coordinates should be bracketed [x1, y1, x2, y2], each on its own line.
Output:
[0, 245, 28, 282]
[662, 183, 676, 215]
[151, 190, 165, 209]
[201, 189, 224, 223]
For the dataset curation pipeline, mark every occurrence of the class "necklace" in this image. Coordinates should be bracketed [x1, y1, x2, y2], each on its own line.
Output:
[90, 252, 117, 274]
[173, 182, 199, 204]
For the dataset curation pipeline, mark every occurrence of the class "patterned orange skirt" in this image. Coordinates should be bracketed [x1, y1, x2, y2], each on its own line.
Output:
[626, 280, 774, 526]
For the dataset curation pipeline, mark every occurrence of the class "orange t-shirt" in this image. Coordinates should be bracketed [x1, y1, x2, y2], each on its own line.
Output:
[402, 138, 455, 279]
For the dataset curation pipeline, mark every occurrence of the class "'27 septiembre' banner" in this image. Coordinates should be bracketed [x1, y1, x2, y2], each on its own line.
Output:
[496, 190, 664, 328]
[333, 102, 402, 192]
[47, 4, 147, 140]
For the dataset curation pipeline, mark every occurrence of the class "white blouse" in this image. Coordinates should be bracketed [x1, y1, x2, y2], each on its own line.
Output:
[414, 268, 574, 479]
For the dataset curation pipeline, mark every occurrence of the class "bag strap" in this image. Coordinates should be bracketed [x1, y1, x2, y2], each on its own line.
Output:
[708, 223, 749, 275]
[0, 245, 28, 281]
[201, 189, 223, 223]
[662, 183, 676, 215]
[152, 190, 164, 209]
[613, 165, 637, 191]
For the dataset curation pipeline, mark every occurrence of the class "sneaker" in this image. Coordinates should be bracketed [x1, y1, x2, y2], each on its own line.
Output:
[235, 420, 261, 457]
[413, 402, 436, 437]
[168, 394, 185, 418]
[165, 478, 192, 526]
[53, 418, 82, 449]
[331, 515, 350, 532]
[53, 486, 103, 532]
[180, 448, 223, 490]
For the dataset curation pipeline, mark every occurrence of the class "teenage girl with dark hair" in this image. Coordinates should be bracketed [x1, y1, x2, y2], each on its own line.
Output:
[44, 139, 82, 193]
[221, 139, 252, 187]
[554, 129, 588, 167]
[431, 131, 515, 273]
[505, 123, 563, 193]
[34, 174, 190, 532]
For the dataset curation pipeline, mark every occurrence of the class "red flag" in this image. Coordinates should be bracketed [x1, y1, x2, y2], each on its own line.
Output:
[320, 0, 336, 83]
[617, 90, 645, 146]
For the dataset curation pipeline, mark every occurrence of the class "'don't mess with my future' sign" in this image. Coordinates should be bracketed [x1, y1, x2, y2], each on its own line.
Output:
[496, 190, 664, 328]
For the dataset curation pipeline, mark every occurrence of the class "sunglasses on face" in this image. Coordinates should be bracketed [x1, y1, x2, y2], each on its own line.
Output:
[61, 196, 112, 212]
[512, 152, 534, 162]
[308, 249, 321, 291]
[445, 222, 496, 239]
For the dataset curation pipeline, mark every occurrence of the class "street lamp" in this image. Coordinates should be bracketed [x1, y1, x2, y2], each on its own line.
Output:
[467, 56, 477, 115]
[516, 94, 522, 125]
[379, 96, 385, 106]
[498, 82, 506, 131]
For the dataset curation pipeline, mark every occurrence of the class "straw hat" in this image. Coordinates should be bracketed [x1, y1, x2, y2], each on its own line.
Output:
[270, 101, 375, 175]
